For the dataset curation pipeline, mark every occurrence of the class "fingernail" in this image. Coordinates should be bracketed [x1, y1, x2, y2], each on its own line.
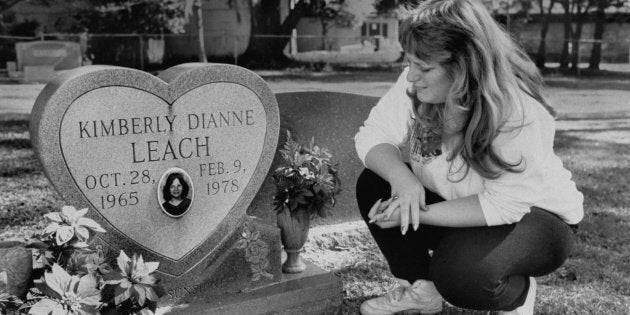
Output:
[413, 224, 419, 231]
[369, 219, 376, 223]
[401, 226, 407, 235]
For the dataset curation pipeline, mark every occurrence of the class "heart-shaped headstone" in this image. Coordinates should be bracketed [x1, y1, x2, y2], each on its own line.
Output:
[31, 64, 279, 276]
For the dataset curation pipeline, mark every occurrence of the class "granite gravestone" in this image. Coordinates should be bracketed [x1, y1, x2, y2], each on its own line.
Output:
[30, 63, 342, 313]
[16, 41, 82, 71]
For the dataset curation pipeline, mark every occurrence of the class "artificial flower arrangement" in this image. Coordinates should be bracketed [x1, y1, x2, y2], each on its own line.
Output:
[0, 206, 164, 315]
[272, 131, 342, 218]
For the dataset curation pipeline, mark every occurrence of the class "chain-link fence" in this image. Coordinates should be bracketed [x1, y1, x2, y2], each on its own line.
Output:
[1, 32, 629, 72]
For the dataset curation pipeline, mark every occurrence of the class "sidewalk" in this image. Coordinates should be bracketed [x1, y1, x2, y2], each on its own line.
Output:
[1, 71, 630, 132]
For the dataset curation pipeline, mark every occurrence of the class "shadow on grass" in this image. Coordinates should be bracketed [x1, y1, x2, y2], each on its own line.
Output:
[0, 138, 32, 149]
[0, 150, 40, 177]
[0, 114, 30, 133]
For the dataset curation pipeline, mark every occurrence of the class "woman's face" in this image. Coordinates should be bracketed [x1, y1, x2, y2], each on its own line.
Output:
[169, 178, 183, 199]
[405, 53, 453, 104]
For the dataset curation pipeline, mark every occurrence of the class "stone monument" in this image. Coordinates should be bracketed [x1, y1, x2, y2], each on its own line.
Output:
[16, 40, 82, 71]
[30, 63, 342, 314]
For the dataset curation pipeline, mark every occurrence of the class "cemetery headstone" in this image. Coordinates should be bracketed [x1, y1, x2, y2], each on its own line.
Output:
[23, 65, 56, 83]
[30, 63, 342, 313]
[16, 40, 81, 71]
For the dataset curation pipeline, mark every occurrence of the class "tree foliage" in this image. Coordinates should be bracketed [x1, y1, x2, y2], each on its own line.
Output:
[72, 0, 187, 34]
[306, 0, 376, 49]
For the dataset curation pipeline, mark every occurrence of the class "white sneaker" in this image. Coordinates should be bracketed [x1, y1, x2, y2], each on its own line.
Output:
[360, 279, 443, 315]
[498, 277, 537, 315]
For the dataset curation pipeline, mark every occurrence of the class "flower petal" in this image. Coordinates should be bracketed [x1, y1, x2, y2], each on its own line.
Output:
[42, 222, 60, 236]
[114, 286, 132, 305]
[143, 285, 159, 302]
[139, 274, 157, 286]
[75, 226, 90, 242]
[77, 274, 98, 298]
[44, 212, 63, 223]
[102, 268, 124, 280]
[143, 261, 159, 274]
[55, 226, 75, 245]
[135, 285, 147, 306]
[27, 298, 65, 315]
[61, 206, 77, 218]
[74, 208, 89, 219]
[117, 250, 131, 274]
[76, 217, 106, 233]
[42, 265, 72, 299]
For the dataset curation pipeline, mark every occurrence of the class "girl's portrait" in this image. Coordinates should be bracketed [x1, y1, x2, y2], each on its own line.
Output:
[158, 168, 194, 218]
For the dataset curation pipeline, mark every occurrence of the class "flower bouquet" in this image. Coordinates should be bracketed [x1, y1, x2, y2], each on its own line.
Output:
[272, 131, 341, 218]
[0, 206, 165, 315]
[272, 131, 341, 273]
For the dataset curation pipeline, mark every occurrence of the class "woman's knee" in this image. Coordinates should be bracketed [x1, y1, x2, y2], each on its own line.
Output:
[429, 259, 512, 310]
[355, 168, 390, 217]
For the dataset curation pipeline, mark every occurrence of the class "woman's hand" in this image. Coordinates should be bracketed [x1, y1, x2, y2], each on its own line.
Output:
[369, 172, 428, 234]
[368, 198, 400, 229]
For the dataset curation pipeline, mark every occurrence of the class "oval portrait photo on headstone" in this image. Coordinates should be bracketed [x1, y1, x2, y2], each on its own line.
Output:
[158, 167, 194, 218]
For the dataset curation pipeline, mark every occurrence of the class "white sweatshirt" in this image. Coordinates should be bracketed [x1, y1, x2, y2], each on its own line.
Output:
[355, 69, 584, 226]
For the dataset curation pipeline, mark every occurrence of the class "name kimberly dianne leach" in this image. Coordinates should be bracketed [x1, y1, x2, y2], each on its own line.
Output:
[74, 110, 257, 163]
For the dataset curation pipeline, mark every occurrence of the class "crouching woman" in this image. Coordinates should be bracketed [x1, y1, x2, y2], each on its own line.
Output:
[354, 0, 583, 314]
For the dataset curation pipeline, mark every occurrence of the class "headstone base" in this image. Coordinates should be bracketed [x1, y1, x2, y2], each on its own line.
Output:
[160, 261, 343, 315]
[22, 65, 55, 83]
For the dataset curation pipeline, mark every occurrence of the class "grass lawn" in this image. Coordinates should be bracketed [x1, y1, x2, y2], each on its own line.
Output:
[304, 129, 630, 314]
[1, 77, 629, 314]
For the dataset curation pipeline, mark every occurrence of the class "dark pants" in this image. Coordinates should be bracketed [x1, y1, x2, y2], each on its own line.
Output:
[356, 168, 577, 311]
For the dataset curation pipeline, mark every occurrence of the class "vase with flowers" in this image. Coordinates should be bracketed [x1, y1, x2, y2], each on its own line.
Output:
[272, 131, 341, 273]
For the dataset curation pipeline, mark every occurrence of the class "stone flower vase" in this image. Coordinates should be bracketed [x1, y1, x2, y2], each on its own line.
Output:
[276, 205, 311, 273]
[0, 241, 33, 297]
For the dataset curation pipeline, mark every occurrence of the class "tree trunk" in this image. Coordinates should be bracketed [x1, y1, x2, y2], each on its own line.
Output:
[570, 11, 584, 71]
[535, 0, 556, 68]
[241, 0, 308, 65]
[588, 0, 606, 70]
[196, 0, 207, 63]
[559, 1, 572, 70]
[320, 19, 328, 50]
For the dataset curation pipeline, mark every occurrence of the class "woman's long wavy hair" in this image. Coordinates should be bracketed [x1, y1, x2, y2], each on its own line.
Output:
[400, 0, 554, 180]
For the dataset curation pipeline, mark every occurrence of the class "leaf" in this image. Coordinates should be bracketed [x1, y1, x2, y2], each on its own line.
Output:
[113, 285, 132, 305]
[73, 208, 89, 220]
[76, 218, 106, 233]
[116, 251, 131, 274]
[42, 265, 72, 300]
[235, 239, 248, 249]
[27, 298, 64, 315]
[143, 261, 159, 274]
[135, 285, 147, 306]
[143, 286, 159, 302]
[102, 271, 125, 284]
[61, 206, 78, 220]
[74, 226, 90, 242]
[251, 231, 261, 241]
[43, 213, 63, 223]
[76, 274, 100, 305]
[55, 226, 74, 246]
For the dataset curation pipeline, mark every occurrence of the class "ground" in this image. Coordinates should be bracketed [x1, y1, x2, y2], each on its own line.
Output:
[1, 68, 629, 314]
